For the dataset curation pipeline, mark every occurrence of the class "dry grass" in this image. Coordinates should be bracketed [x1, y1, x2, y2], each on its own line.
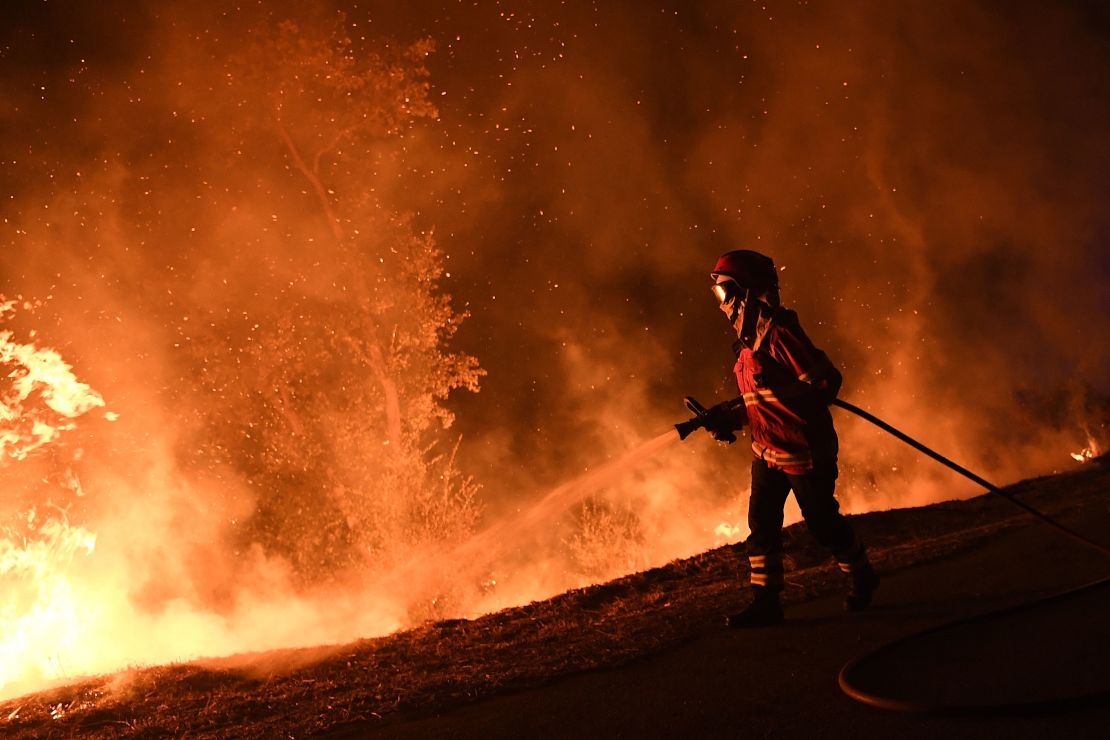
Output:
[1, 461, 1106, 738]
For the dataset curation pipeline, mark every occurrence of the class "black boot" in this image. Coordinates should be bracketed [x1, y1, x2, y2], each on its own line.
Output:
[844, 562, 880, 612]
[726, 587, 784, 628]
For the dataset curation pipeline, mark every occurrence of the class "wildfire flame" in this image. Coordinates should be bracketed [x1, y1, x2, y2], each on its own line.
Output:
[0, 298, 109, 698]
[0, 510, 97, 695]
[714, 522, 746, 541]
[1069, 428, 1103, 464]
[0, 300, 108, 463]
[1071, 447, 1099, 464]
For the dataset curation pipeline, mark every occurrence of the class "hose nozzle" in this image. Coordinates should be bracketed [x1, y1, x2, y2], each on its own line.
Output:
[675, 396, 711, 440]
[675, 417, 703, 441]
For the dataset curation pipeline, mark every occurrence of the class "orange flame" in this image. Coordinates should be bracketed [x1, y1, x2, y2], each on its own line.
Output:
[0, 302, 108, 463]
[0, 510, 97, 696]
[1070, 429, 1103, 464]
[0, 298, 109, 697]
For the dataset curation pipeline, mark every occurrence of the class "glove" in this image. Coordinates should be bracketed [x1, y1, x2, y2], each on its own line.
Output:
[702, 404, 741, 444]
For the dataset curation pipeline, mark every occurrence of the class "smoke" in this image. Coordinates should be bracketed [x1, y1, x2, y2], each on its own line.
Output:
[395, 0, 1110, 504]
[1, 0, 1108, 698]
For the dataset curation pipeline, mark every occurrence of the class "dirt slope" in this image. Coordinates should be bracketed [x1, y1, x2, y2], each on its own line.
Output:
[2, 460, 1108, 738]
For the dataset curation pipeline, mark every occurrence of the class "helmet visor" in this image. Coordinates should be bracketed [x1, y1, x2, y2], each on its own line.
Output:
[711, 278, 741, 304]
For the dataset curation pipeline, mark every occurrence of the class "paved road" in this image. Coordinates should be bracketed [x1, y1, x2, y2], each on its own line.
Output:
[365, 509, 1110, 739]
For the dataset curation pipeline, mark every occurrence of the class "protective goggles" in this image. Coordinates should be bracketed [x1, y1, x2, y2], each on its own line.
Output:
[710, 277, 744, 304]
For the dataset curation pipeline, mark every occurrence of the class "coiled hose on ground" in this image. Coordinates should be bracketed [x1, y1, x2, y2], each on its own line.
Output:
[831, 398, 1110, 715]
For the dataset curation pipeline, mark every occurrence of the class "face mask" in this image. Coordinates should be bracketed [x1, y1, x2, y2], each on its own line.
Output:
[712, 277, 743, 323]
[735, 295, 761, 349]
[710, 279, 740, 305]
[712, 277, 763, 348]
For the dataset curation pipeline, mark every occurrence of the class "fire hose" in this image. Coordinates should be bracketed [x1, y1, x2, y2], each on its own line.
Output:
[829, 398, 1110, 561]
[830, 398, 1110, 715]
[677, 395, 1110, 715]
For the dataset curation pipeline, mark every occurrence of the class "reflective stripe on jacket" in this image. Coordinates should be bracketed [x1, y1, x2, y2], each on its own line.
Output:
[733, 308, 841, 474]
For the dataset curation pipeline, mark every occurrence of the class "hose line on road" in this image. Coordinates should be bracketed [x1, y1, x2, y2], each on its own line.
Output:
[831, 398, 1110, 715]
[837, 576, 1110, 715]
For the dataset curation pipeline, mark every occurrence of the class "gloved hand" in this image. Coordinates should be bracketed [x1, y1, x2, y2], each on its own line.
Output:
[711, 428, 737, 444]
[677, 396, 746, 443]
[702, 404, 741, 444]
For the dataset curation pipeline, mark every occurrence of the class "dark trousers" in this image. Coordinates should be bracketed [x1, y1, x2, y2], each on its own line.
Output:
[745, 458, 863, 591]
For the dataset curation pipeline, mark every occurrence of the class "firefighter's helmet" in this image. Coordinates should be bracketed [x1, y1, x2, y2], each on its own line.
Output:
[710, 250, 778, 292]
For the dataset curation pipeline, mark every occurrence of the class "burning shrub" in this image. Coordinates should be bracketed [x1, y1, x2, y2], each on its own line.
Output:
[167, 17, 484, 585]
[563, 498, 648, 583]
[0, 302, 106, 697]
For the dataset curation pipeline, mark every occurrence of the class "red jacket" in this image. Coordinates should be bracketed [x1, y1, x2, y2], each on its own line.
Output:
[733, 308, 842, 474]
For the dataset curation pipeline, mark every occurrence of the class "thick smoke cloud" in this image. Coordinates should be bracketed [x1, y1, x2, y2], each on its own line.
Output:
[379, 0, 1110, 506]
[1, 0, 1107, 697]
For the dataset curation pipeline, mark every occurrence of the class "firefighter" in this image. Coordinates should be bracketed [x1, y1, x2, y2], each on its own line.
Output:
[702, 249, 879, 627]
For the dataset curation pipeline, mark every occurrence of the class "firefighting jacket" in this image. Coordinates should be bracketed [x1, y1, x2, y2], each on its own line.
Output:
[732, 307, 842, 474]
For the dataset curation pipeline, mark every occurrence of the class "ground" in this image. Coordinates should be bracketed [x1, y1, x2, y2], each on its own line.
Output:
[2, 460, 1108, 738]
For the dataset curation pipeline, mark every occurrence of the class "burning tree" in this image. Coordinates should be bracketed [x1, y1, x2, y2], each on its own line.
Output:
[179, 17, 483, 584]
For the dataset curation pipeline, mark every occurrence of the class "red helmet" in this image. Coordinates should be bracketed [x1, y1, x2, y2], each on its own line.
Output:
[710, 250, 778, 293]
